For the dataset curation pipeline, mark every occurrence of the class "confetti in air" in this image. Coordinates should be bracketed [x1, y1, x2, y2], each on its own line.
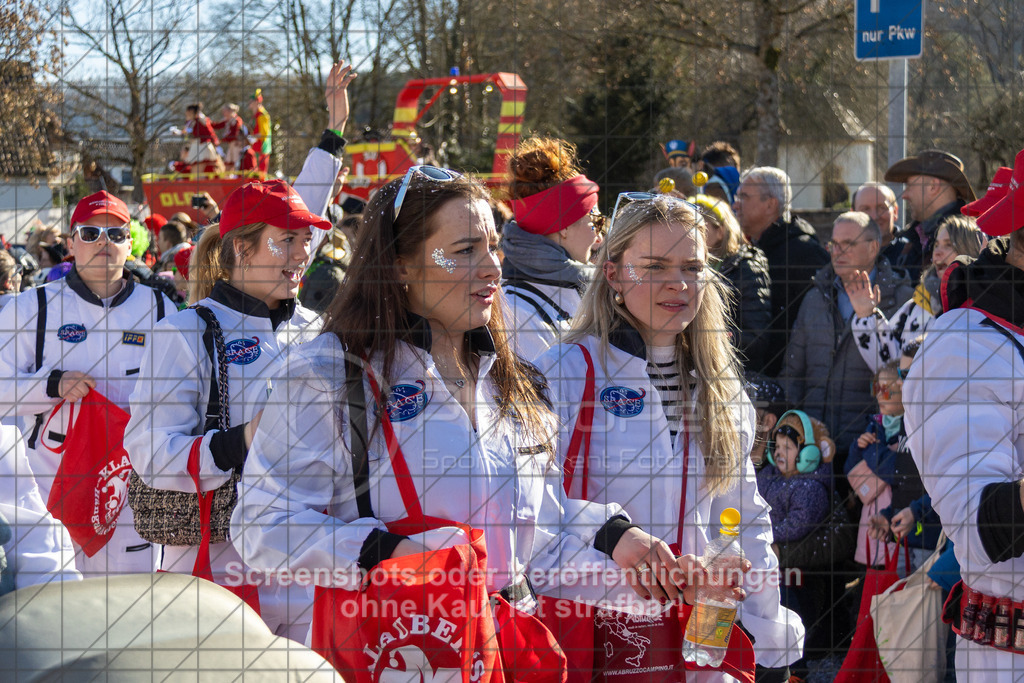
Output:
[432, 248, 456, 274]
[627, 262, 643, 284]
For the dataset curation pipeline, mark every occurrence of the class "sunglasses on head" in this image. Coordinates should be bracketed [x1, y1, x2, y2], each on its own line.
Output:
[607, 191, 701, 236]
[74, 224, 130, 244]
[392, 165, 463, 222]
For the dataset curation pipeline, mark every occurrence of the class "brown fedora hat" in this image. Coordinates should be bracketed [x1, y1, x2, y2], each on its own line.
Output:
[884, 149, 977, 202]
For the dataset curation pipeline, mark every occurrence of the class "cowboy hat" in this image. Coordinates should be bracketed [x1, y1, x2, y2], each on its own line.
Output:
[884, 149, 976, 202]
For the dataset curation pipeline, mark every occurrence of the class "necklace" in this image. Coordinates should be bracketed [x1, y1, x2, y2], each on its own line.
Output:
[433, 357, 470, 390]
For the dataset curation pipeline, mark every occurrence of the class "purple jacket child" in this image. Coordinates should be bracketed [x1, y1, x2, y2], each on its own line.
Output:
[755, 410, 834, 545]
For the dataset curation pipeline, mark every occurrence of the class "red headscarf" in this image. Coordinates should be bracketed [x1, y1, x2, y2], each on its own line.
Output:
[510, 175, 599, 235]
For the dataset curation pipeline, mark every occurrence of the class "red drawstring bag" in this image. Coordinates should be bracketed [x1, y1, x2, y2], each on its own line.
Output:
[42, 390, 132, 557]
[310, 362, 525, 682]
[538, 344, 755, 683]
[168, 437, 261, 613]
[835, 537, 908, 683]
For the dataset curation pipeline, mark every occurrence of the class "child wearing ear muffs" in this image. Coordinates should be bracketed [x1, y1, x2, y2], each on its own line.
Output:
[756, 409, 837, 680]
[756, 410, 835, 546]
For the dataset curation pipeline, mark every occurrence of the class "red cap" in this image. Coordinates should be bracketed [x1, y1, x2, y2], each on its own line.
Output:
[174, 245, 194, 280]
[963, 167, 1012, 218]
[218, 179, 331, 237]
[70, 191, 131, 227]
[144, 214, 168, 232]
[977, 148, 1024, 237]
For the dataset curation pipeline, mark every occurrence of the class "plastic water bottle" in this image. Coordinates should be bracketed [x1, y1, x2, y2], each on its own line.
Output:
[682, 507, 743, 667]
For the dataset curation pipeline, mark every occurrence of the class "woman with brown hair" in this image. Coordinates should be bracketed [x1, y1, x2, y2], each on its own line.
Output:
[501, 136, 604, 360]
[231, 168, 710, 668]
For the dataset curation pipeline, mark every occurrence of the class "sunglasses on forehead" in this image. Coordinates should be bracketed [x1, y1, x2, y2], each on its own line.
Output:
[607, 191, 702, 236]
[392, 165, 464, 222]
[74, 224, 130, 244]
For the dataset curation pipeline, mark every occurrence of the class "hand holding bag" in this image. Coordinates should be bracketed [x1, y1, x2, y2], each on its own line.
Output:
[42, 390, 132, 557]
[310, 357, 506, 682]
[539, 344, 755, 683]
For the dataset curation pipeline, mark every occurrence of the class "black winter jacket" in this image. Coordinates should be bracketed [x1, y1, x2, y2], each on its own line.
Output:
[891, 199, 967, 282]
[719, 244, 772, 371]
[753, 216, 830, 376]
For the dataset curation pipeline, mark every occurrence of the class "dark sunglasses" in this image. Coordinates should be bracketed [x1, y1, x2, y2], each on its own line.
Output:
[393, 165, 463, 221]
[74, 224, 130, 244]
[607, 191, 700, 236]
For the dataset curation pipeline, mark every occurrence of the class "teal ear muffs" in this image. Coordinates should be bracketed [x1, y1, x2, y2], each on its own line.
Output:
[765, 410, 822, 474]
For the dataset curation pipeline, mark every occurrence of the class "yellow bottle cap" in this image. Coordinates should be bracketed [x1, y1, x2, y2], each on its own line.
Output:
[658, 177, 676, 194]
[692, 171, 709, 187]
[720, 507, 741, 536]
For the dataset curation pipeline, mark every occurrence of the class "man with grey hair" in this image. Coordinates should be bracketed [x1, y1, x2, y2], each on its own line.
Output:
[854, 181, 908, 267]
[781, 211, 913, 461]
[734, 166, 829, 375]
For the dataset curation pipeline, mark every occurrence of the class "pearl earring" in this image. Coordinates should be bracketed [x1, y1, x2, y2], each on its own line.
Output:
[614, 292, 624, 305]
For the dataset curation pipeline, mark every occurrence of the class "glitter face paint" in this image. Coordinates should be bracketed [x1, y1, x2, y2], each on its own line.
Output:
[266, 236, 284, 259]
[627, 262, 643, 285]
[432, 248, 456, 274]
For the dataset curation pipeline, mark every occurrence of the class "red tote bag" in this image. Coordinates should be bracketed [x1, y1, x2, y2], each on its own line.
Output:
[835, 538, 908, 683]
[42, 390, 132, 557]
[310, 363, 505, 682]
[172, 437, 261, 613]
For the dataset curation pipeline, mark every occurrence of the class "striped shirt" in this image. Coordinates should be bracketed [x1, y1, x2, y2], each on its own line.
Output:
[646, 345, 690, 445]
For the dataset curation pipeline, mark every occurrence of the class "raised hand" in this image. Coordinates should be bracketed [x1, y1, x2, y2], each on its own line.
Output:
[844, 269, 881, 318]
[326, 61, 358, 134]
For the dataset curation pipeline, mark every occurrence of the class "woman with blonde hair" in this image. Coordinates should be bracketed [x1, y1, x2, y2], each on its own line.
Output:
[689, 193, 772, 370]
[536, 193, 803, 679]
[126, 179, 327, 638]
[501, 136, 604, 360]
[124, 56, 356, 644]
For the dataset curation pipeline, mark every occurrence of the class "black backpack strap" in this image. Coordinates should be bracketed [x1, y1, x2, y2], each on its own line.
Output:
[191, 305, 230, 432]
[154, 288, 166, 321]
[26, 287, 48, 449]
[505, 280, 573, 321]
[345, 355, 374, 519]
[979, 317, 1024, 364]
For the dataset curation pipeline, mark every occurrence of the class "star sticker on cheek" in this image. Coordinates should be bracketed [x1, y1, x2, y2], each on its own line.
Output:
[627, 262, 643, 285]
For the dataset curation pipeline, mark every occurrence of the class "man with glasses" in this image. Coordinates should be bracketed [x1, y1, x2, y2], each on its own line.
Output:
[733, 166, 829, 376]
[781, 211, 912, 472]
[0, 190, 176, 577]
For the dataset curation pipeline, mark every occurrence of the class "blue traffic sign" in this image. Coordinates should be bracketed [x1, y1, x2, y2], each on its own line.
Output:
[855, 0, 925, 61]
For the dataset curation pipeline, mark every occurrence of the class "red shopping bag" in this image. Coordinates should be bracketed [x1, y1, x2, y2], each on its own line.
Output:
[537, 599, 755, 683]
[493, 595, 568, 682]
[311, 362, 506, 682]
[835, 538, 907, 683]
[43, 390, 133, 557]
[171, 437, 260, 613]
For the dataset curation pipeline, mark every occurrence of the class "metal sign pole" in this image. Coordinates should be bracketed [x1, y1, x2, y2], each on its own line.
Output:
[888, 58, 908, 221]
